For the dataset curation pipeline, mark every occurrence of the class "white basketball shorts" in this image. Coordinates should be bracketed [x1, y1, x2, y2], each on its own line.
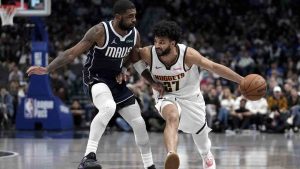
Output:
[155, 94, 211, 134]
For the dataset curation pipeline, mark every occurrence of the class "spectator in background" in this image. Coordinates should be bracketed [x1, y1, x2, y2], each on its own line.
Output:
[246, 97, 268, 131]
[18, 47, 31, 71]
[0, 61, 10, 87]
[283, 82, 293, 98]
[268, 86, 288, 114]
[0, 86, 14, 129]
[266, 77, 279, 96]
[287, 88, 300, 108]
[8, 80, 19, 118]
[266, 60, 284, 84]
[203, 87, 220, 128]
[234, 46, 255, 76]
[50, 71, 68, 102]
[70, 99, 85, 128]
[286, 88, 300, 130]
[8, 64, 24, 82]
[230, 98, 253, 132]
[266, 86, 288, 133]
[217, 87, 235, 130]
[18, 81, 27, 102]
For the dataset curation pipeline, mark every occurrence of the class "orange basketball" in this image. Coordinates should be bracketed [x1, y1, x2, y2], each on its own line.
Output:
[240, 74, 267, 101]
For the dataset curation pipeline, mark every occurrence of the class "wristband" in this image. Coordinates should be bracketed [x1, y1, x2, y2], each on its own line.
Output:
[133, 60, 147, 75]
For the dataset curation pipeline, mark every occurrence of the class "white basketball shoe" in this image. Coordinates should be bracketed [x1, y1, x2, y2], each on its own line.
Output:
[202, 151, 216, 169]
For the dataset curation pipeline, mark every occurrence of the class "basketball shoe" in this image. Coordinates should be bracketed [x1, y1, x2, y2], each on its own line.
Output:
[201, 151, 216, 169]
[78, 152, 102, 169]
[147, 164, 156, 169]
[164, 152, 180, 169]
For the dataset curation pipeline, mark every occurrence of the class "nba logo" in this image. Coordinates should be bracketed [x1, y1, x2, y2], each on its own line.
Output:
[24, 98, 34, 119]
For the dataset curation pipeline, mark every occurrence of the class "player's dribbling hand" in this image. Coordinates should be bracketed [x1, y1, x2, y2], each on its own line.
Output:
[26, 66, 48, 76]
[116, 73, 127, 84]
[116, 68, 129, 84]
[152, 82, 164, 97]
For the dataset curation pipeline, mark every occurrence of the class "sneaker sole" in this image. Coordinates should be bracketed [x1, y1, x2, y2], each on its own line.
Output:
[84, 167, 102, 169]
[164, 153, 180, 169]
[204, 164, 216, 169]
[82, 165, 102, 169]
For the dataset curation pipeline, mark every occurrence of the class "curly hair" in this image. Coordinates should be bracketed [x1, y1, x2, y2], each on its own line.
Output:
[153, 20, 181, 43]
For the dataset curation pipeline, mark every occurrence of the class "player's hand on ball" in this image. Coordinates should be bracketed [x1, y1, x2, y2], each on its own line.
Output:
[26, 66, 48, 76]
[152, 82, 164, 97]
[116, 73, 125, 84]
[239, 74, 267, 101]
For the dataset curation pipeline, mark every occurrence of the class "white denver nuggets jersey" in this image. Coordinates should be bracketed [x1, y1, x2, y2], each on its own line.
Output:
[150, 44, 203, 100]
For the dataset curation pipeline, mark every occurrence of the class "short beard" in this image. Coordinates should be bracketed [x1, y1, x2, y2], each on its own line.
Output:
[157, 46, 171, 57]
[119, 18, 132, 31]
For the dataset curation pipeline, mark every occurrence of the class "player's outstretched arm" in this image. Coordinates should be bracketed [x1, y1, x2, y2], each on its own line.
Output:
[185, 47, 244, 84]
[26, 24, 104, 76]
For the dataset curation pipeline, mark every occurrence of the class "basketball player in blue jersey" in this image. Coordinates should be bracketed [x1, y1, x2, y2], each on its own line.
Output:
[123, 21, 245, 169]
[26, 0, 158, 169]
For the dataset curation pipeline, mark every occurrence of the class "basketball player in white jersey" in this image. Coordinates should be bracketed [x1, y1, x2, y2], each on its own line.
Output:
[128, 21, 244, 169]
[26, 1, 158, 169]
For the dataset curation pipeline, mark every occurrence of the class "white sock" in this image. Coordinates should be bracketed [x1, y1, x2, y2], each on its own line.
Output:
[85, 140, 98, 156]
[141, 153, 154, 168]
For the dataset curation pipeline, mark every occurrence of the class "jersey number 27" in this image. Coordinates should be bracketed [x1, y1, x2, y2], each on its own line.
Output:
[163, 81, 179, 92]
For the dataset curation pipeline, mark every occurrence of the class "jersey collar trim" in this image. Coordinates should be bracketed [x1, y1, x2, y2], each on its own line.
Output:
[109, 21, 133, 41]
[157, 45, 180, 70]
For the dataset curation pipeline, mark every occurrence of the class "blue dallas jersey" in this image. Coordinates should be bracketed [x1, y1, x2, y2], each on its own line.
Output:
[82, 20, 137, 104]
[83, 20, 137, 80]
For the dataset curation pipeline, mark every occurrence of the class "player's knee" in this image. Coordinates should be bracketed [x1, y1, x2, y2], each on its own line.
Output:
[98, 100, 116, 124]
[162, 104, 179, 124]
[165, 113, 179, 125]
[103, 99, 116, 114]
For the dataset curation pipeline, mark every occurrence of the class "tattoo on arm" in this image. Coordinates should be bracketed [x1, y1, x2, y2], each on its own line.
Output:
[46, 49, 73, 73]
[46, 25, 102, 73]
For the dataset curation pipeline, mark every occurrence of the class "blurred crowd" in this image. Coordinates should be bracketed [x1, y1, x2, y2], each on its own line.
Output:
[1, 0, 300, 133]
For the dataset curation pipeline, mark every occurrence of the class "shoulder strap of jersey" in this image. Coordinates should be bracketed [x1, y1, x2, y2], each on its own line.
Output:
[133, 27, 138, 46]
[94, 21, 109, 50]
[150, 46, 155, 72]
[178, 44, 189, 72]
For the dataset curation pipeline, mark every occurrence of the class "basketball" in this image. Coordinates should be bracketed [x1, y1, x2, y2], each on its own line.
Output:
[240, 74, 267, 101]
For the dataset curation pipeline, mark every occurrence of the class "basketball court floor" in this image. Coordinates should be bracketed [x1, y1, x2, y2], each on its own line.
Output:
[0, 130, 299, 169]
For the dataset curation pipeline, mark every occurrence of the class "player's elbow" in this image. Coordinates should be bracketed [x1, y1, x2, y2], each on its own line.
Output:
[204, 62, 218, 73]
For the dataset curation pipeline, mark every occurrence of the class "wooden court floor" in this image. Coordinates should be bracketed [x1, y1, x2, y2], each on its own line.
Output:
[0, 130, 299, 169]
